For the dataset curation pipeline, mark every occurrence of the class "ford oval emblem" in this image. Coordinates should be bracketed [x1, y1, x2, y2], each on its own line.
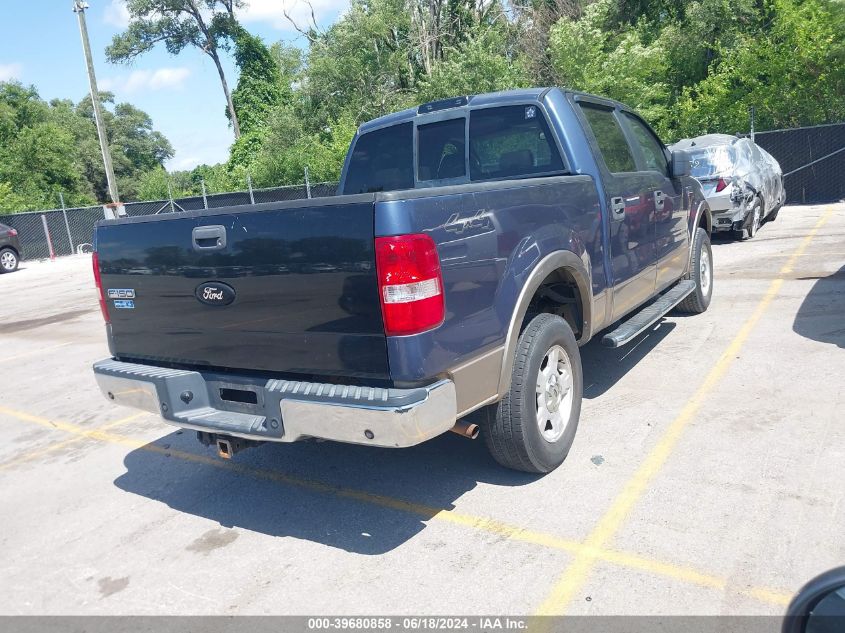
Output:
[195, 281, 236, 306]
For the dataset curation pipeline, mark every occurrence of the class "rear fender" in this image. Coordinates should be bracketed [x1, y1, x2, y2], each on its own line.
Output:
[496, 249, 592, 397]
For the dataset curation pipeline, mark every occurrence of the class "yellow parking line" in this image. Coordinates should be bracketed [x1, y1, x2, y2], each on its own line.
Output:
[0, 404, 792, 606]
[0, 411, 146, 470]
[0, 342, 72, 363]
[535, 207, 834, 616]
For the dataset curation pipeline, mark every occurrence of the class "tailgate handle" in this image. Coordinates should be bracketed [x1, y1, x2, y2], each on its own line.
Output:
[192, 225, 227, 251]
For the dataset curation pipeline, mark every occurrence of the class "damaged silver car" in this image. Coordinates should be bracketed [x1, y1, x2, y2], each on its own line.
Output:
[671, 134, 786, 239]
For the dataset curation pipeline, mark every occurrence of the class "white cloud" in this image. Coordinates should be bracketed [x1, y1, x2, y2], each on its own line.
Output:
[103, 0, 131, 28]
[166, 135, 232, 171]
[100, 67, 191, 94]
[168, 155, 204, 171]
[238, 0, 350, 31]
[0, 62, 22, 82]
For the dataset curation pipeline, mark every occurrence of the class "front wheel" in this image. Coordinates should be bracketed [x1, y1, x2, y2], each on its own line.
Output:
[676, 227, 713, 314]
[0, 248, 18, 273]
[483, 314, 583, 473]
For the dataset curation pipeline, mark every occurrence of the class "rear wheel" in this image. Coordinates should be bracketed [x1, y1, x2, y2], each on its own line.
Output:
[483, 314, 583, 473]
[0, 248, 18, 273]
[677, 227, 713, 314]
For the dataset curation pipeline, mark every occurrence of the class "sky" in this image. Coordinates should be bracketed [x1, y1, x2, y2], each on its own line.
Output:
[0, 0, 349, 171]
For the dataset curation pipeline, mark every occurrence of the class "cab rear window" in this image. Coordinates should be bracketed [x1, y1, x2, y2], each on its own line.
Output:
[689, 146, 737, 179]
[343, 105, 566, 193]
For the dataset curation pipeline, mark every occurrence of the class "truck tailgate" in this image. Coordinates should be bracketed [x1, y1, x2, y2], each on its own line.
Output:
[95, 199, 389, 380]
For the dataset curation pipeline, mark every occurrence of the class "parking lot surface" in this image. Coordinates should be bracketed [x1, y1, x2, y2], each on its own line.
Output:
[1, 203, 843, 616]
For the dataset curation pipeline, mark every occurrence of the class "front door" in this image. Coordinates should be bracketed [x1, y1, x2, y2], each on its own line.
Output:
[578, 102, 657, 322]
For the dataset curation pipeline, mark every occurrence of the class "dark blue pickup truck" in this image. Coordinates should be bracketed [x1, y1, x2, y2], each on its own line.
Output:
[92, 88, 713, 473]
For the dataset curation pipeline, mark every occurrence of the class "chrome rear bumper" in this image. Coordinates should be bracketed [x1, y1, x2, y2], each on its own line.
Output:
[93, 359, 457, 448]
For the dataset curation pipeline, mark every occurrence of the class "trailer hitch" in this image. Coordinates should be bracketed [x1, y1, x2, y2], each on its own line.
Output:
[196, 432, 263, 460]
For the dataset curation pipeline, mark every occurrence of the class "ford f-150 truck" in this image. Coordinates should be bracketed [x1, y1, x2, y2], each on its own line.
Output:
[92, 88, 713, 473]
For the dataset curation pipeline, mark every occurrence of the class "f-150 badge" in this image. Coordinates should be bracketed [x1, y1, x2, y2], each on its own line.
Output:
[195, 281, 236, 306]
[107, 288, 135, 299]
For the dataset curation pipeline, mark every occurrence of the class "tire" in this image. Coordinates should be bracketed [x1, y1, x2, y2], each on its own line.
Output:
[767, 206, 780, 222]
[483, 314, 583, 473]
[0, 248, 18, 273]
[746, 198, 763, 239]
[677, 227, 713, 314]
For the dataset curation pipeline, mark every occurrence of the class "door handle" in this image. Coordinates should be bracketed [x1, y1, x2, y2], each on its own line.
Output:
[654, 190, 666, 210]
[192, 225, 227, 252]
[610, 196, 625, 220]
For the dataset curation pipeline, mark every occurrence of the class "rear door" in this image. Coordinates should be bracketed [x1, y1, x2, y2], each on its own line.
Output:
[96, 198, 389, 380]
[620, 111, 689, 292]
[577, 101, 657, 322]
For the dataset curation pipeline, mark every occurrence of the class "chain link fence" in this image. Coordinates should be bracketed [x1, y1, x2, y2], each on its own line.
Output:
[750, 122, 845, 205]
[0, 181, 339, 261]
[3, 121, 843, 261]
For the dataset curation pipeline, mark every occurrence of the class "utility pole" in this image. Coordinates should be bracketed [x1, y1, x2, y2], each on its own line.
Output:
[73, 1, 119, 204]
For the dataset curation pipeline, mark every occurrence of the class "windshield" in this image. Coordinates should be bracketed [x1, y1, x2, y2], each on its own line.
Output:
[688, 145, 736, 179]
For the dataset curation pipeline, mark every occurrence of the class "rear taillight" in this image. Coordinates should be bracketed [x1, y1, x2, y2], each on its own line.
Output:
[92, 252, 110, 324]
[715, 177, 729, 192]
[8, 228, 17, 237]
[375, 234, 445, 336]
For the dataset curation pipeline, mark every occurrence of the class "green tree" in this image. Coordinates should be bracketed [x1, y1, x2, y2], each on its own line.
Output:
[106, 0, 244, 137]
[226, 29, 287, 174]
[74, 93, 174, 200]
[248, 110, 357, 187]
[676, 0, 845, 137]
[0, 81, 173, 211]
[302, 0, 416, 128]
[0, 182, 28, 212]
[135, 166, 200, 200]
[418, 15, 527, 101]
[230, 27, 284, 135]
[0, 83, 92, 210]
[189, 163, 241, 193]
[548, 0, 672, 133]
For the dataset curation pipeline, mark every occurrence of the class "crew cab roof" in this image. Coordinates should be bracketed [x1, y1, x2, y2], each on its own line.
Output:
[358, 87, 632, 134]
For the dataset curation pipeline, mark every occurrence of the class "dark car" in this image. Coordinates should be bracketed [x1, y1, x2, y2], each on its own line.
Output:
[0, 222, 21, 273]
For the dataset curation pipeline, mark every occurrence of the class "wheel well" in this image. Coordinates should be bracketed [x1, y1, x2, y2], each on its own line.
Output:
[698, 206, 712, 235]
[522, 268, 584, 339]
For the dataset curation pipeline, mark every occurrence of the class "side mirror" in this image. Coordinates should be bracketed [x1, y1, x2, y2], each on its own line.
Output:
[671, 149, 691, 178]
[783, 566, 845, 633]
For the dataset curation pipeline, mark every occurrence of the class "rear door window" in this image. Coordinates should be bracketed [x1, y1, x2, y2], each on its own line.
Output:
[469, 105, 564, 181]
[579, 104, 637, 173]
[417, 118, 467, 182]
[343, 123, 414, 194]
[621, 112, 668, 173]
